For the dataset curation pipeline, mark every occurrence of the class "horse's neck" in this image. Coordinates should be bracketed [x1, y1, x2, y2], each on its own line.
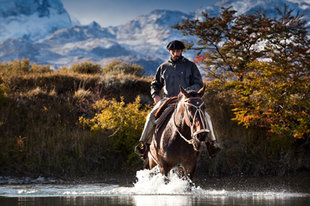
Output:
[172, 104, 191, 137]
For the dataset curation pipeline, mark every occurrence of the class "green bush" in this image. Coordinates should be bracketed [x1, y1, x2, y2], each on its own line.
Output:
[0, 59, 31, 73]
[31, 63, 51, 73]
[103, 60, 145, 77]
[80, 96, 151, 168]
[0, 59, 52, 74]
[70, 62, 102, 74]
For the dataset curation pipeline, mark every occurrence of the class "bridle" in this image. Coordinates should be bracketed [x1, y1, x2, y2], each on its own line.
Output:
[173, 96, 210, 151]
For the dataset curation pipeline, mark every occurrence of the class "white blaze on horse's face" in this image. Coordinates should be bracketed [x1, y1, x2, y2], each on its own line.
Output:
[185, 98, 208, 142]
[179, 86, 209, 142]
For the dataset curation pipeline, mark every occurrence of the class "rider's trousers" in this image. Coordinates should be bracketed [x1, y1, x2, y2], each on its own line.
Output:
[139, 99, 165, 144]
[205, 112, 216, 141]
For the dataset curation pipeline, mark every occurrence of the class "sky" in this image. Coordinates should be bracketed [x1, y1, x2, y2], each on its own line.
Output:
[62, 0, 219, 27]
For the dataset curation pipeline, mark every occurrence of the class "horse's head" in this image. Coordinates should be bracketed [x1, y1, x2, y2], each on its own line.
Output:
[177, 86, 209, 145]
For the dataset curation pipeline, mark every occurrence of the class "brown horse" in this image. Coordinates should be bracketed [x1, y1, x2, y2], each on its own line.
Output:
[147, 86, 213, 179]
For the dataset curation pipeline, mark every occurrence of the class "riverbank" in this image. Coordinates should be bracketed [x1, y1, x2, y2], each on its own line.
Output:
[0, 66, 309, 178]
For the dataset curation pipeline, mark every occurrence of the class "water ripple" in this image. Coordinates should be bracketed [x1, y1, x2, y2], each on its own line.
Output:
[0, 169, 309, 199]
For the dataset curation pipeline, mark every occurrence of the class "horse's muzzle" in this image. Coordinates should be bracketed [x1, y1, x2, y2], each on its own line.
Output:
[194, 129, 209, 142]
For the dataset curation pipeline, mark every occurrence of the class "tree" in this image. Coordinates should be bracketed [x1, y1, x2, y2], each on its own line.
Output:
[174, 7, 271, 81]
[174, 5, 310, 139]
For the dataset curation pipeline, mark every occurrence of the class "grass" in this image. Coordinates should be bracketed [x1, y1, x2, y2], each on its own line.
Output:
[0, 69, 152, 178]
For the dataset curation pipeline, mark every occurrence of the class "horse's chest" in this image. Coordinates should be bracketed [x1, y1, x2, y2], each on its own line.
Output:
[162, 141, 198, 162]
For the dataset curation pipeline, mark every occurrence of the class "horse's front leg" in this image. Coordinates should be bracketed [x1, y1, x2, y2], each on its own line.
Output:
[159, 159, 174, 177]
[185, 163, 197, 180]
[158, 164, 171, 184]
[149, 156, 169, 181]
[159, 166, 168, 176]
[148, 152, 157, 169]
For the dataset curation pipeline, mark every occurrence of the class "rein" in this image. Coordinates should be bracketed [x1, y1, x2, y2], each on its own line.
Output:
[173, 96, 209, 152]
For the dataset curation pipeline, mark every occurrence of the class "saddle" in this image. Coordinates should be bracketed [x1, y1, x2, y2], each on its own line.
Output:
[155, 96, 177, 119]
[154, 96, 177, 129]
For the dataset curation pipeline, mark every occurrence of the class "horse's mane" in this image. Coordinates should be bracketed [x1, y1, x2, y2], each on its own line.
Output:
[177, 89, 200, 102]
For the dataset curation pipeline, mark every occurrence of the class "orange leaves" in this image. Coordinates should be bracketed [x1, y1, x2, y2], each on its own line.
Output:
[16, 136, 27, 152]
[193, 54, 207, 63]
[175, 5, 310, 140]
[228, 60, 310, 139]
[294, 133, 304, 139]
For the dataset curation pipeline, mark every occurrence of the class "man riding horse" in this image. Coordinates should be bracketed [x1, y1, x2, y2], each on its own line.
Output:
[135, 40, 220, 160]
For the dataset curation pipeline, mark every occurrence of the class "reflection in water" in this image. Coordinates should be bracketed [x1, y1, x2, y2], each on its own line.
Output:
[0, 195, 309, 206]
[133, 194, 310, 206]
[133, 195, 191, 206]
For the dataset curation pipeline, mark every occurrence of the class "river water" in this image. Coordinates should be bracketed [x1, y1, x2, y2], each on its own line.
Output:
[0, 168, 309, 206]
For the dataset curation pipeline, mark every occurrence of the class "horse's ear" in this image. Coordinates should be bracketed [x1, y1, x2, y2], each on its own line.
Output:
[180, 85, 189, 98]
[197, 85, 205, 97]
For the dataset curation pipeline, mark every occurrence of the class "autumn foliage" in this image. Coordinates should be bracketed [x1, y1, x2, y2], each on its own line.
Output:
[79, 97, 151, 166]
[175, 5, 310, 139]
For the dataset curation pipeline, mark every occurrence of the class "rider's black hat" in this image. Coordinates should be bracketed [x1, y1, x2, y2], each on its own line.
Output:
[166, 40, 185, 50]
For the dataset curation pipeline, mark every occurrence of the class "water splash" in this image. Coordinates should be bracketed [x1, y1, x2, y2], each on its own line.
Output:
[131, 167, 196, 194]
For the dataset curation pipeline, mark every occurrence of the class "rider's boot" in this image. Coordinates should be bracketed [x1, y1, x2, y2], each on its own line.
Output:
[135, 142, 149, 160]
[206, 141, 221, 158]
[135, 108, 156, 160]
[134, 120, 154, 160]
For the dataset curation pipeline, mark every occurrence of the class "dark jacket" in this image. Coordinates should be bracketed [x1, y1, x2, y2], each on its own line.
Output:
[150, 56, 203, 98]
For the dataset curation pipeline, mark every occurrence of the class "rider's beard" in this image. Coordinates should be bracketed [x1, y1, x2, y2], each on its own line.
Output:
[172, 55, 181, 61]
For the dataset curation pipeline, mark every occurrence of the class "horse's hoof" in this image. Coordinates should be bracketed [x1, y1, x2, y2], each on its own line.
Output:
[164, 176, 170, 184]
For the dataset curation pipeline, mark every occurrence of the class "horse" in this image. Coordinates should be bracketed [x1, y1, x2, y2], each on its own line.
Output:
[146, 86, 214, 179]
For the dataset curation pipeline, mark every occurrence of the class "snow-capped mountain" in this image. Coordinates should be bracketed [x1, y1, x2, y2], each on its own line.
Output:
[0, 0, 72, 42]
[0, 0, 309, 74]
[114, 10, 191, 58]
[215, 0, 309, 16]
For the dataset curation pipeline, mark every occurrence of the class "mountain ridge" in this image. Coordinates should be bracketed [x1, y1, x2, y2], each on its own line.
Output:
[0, 0, 309, 74]
[0, 0, 72, 42]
